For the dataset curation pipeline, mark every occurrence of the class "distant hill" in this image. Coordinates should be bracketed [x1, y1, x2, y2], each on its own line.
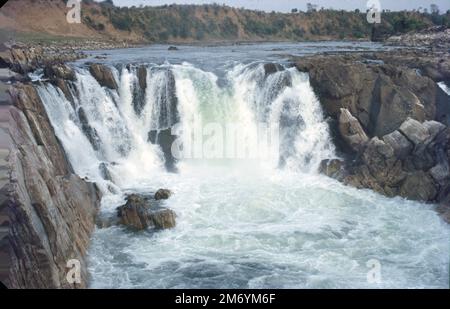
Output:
[1, 0, 449, 44]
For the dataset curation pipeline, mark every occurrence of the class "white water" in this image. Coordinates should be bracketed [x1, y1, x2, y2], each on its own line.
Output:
[438, 82, 450, 96]
[37, 61, 450, 288]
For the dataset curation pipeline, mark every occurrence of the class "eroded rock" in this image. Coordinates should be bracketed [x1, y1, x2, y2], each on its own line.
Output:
[117, 194, 176, 230]
[89, 63, 118, 89]
[155, 188, 172, 200]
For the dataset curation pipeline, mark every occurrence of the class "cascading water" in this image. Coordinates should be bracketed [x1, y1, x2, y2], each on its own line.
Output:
[438, 82, 450, 96]
[36, 58, 450, 288]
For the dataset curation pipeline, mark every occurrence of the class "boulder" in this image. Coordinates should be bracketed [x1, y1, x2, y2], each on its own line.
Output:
[319, 159, 345, 180]
[423, 120, 446, 141]
[89, 63, 118, 89]
[338, 108, 368, 152]
[117, 194, 176, 230]
[399, 171, 437, 201]
[382, 130, 413, 159]
[155, 188, 172, 200]
[263, 63, 284, 76]
[43, 64, 75, 81]
[137, 65, 147, 91]
[399, 118, 430, 146]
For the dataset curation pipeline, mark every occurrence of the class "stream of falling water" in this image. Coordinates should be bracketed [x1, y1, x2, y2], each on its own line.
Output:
[36, 60, 450, 288]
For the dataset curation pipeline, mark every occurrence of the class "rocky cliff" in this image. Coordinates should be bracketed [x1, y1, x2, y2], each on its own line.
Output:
[296, 53, 450, 221]
[0, 83, 102, 288]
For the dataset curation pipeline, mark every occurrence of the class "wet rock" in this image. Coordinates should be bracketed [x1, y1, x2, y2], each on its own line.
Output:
[399, 171, 437, 201]
[148, 128, 178, 173]
[338, 108, 368, 152]
[99, 162, 113, 181]
[168, 46, 179, 51]
[43, 64, 75, 81]
[319, 159, 345, 180]
[89, 63, 118, 89]
[1, 84, 102, 288]
[117, 194, 176, 230]
[137, 65, 147, 91]
[77, 107, 101, 151]
[155, 189, 172, 200]
[263, 63, 284, 76]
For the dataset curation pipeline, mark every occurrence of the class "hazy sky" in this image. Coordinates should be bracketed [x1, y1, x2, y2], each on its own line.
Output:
[108, 0, 450, 12]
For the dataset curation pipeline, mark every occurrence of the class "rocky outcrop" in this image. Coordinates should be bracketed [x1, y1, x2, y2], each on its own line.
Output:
[0, 43, 85, 74]
[386, 26, 450, 50]
[117, 194, 176, 230]
[296, 54, 449, 138]
[155, 188, 172, 200]
[0, 84, 102, 288]
[88, 63, 118, 90]
[338, 108, 369, 152]
[338, 118, 449, 204]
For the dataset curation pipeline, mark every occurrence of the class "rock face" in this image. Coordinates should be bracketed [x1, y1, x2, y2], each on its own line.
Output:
[0, 84, 102, 288]
[302, 52, 450, 216]
[155, 188, 172, 200]
[341, 118, 449, 202]
[296, 54, 449, 138]
[88, 63, 118, 90]
[338, 108, 369, 152]
[117, 194, 176, 230]
[0, 43, 85, 74]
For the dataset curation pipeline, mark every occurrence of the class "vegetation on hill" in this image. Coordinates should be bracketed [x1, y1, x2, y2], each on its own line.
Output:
[1, 0, 450, 43]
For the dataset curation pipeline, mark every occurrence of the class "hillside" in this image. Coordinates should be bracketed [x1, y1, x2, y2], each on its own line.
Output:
[1, 0, 450, 44]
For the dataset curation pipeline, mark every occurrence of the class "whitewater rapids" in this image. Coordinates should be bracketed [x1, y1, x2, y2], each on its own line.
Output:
[36, 60, 450, 289]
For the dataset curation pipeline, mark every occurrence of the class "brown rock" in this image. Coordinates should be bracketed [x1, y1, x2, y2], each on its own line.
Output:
[89, 63, 118, 89]
[0, 85, 102, 289]
[399, 171, 438, 201]
[117, 194, 176, 230]
[338, 108, 368, 152]
[155, 188, 172, 200]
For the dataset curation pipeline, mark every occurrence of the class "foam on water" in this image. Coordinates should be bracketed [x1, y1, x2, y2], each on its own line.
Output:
[36, 60, 450, 289]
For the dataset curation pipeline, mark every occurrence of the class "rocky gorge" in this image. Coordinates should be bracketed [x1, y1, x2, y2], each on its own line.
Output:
[0, 40, 449, 288]
[295, 51, 450, 221]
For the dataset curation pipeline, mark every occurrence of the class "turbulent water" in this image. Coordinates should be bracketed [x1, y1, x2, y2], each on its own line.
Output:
[36, 43, 450, 289]
[439, 82, 450, 96]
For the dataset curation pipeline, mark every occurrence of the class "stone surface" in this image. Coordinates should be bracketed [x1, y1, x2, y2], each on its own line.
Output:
[44, 64, 76, 81]
[319, 159, 345, 180]
[295, 54, 449, 138]
[117, 194, 176, 230]
[155, 188, 172, 200]
[0, 84, 102, 289]
[338, 108, 368, 152]
[399, 118, 430, 146]
[89, 63, 118, 90]
[382, 130, 413, 159]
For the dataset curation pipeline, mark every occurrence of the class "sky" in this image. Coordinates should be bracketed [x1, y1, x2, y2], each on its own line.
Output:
[107, 0, 450, 12]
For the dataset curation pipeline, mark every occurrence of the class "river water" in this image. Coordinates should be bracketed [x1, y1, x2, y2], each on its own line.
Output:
[36, 42, 449, 288]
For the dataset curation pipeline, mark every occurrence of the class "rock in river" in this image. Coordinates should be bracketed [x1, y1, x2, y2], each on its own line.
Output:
[117, 194, 176, 230]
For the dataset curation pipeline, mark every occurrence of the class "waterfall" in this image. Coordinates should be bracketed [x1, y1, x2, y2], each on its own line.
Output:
[438, 82, 450, 95]
[37, 61, 335, 191]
